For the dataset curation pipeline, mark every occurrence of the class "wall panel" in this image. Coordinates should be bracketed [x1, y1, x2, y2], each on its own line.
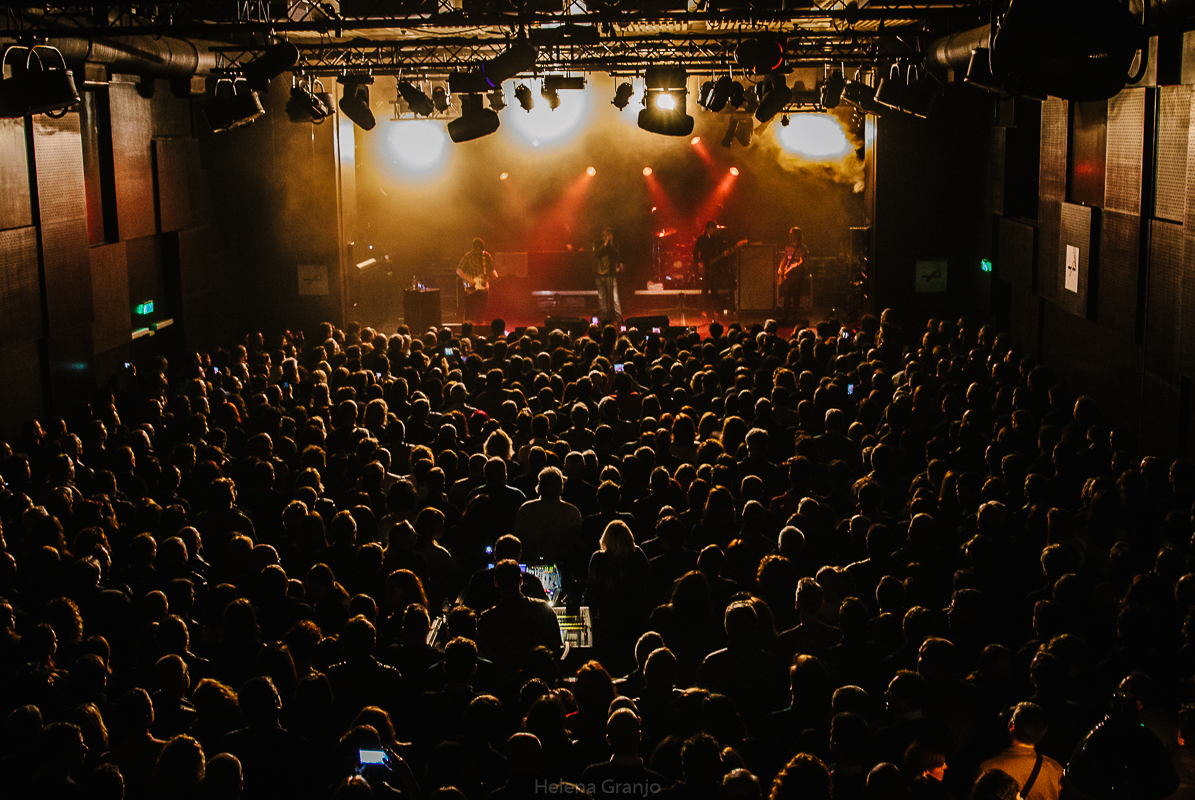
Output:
[1156, 86, 1190, 223]
[1098, 210, 1140, 339]
[997, 217, 1034, 293]
[90, 242, 131, 354]
[1040, 98, 1068, 203]
[0, 227, 42, 344]
[1106, 89, 1145, 215]
[109, 81, 156, 240]
[1037, 200, 1062, 301]
[1146, 220, 1184, 379]
[1057, 203, 1095, 319]
[0, 118, 31, 231]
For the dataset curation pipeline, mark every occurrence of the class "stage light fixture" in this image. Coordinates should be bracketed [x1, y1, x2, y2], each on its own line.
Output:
[481, 43, 538, 88]
[432, 86, 450, 113]
[242, 40, 300, 92]
[448, 92, 500, 142]
[727, 80, 746, 109]
[820, 69, 845, 109]
[499, 172, 509, 180]
[586, 166, 596, 176]
[642, 167, 652, 176]
[0, 45, 82, 118]
[205, 77, 264, 133]
[781, 114, 790, 126]
[638, 68, 693, 136]
[612, 82, 634, 110]
[736, 38, 786, 74]
[488, 88, 507, 111]
[338, 79, 376, 130]
[514, 83, 534, 111]
[964, 48, 1004, 94]
[691, 136, 700, 145]
[656, 92, 675, 110]
[397, 81, 434, 117]
[874, 63, 935, 118]
[698, 80, 715, 109]
[842, 70, 886, 116]
[729, 167, 739, 176]
[541, 84, 561, 110]
[755, 73, 792, 123]
[286, 82, 332, 123]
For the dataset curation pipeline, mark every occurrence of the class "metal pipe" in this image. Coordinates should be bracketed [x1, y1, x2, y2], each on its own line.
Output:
[926, 24, 991, 72]
[47, 36, 220, 77]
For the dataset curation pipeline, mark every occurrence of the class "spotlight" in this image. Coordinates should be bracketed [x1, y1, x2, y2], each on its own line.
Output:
[698, 80, 715, 109]
[499, 172, 509, 180]
[701, 75, 735, 112]
[586, 166, 596, 176]
[755, 73, 792, 123]
[729, 167, 739, 176]
[728, 80, 746, 109]
[820, 68, 845, 109]
[690, 136, 700, 145]
[447, 93, 500, 143]
[514, 83, 534, 111]
[638, 67, 694, 136]
[612, 82, 634, 110]
[642, 167, 652, 176]
[488, 89, 506, 111]
[16, 45, 80, 117]
[241, 40, 300, 92]
[432, 86, 450, 113]
[205, 78, 264, 133]
[481, 43, 538, 88]
[656, 92, 676, 110]
[736, 38, 786, 74]
[541, 84, 560, 110]
[874, 64, 935, 118]
[286, 82, 332, 123]
[338, 79, 376, 131]
[841, 71, 886, 116]
[397, 81, 434, 117]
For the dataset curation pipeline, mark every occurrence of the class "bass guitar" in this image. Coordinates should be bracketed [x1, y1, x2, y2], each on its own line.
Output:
[697, 239, 749, 279]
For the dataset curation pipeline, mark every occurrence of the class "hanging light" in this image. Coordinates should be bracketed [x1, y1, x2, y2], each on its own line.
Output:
[205, 77, 264, 133]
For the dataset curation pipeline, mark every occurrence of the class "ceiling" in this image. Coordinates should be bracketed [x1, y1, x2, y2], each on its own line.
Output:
[3, 2, 987, 78]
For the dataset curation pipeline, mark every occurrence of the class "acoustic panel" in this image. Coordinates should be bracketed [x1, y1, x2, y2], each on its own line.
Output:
[1070, 101, 1107, 208]
[997, 217, 1035, 293]
[90, 242, 131, 354]
[1057, 203, 1096, 319]
[125, 235, 165, 315]
[109, 81, 156, 240]
[152, 137, 197, 233]
[1184, 232, 1195, 376]
[0, 118, 31, 231]
[1146, 220, 1184, 379]
[738, 244, 775, 311]
[0, 227, 42, 344]
[1097, 211, 1140, 340]
[151, 81, 193, 139]
[1037, 200, 1062, 301]
[986, 127, 1005, 216]
[1039, 98, 1068, 203]
[1105, 89, 1145, 215]
[1156, 85, 1191, 223]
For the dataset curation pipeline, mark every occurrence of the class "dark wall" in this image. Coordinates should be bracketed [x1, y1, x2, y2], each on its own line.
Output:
[0, 70, 347, 440]
[958, 32, 1195, 457]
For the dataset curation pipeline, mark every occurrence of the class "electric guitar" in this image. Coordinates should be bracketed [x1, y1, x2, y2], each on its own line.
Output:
[456, 268, 490, 294]
[778, 244, 809, 284]
[697, 239, 749, 278]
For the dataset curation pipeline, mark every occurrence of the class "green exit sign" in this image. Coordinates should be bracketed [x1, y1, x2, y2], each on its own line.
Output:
[135, 301, 154, 315]
[980, 259, 993, 273]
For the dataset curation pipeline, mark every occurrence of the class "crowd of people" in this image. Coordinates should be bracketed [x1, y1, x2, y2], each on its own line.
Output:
[0, 308, 1191, 800]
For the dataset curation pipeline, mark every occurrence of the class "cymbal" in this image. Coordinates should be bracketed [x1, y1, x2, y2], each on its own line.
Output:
[655, 228, 677, 238]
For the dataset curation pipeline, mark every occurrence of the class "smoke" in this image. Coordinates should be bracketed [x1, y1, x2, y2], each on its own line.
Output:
[754, 106, 866, 191]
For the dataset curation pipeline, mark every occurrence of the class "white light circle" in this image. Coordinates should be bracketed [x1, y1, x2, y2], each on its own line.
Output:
[387, 119, 449, 173]
[504, 82, 592, 146]
[775, 114, 853, 160]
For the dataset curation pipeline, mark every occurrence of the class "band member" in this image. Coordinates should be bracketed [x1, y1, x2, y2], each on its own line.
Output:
[778, 226, 809, 322]
[456, 237, 497, 325]
[694, 220, 731, 314]
[593, 226, 622, 324]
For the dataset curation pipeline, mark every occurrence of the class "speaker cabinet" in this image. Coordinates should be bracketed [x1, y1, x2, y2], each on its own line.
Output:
[738, 244, 776, 311]
[404, 288, 441, 335]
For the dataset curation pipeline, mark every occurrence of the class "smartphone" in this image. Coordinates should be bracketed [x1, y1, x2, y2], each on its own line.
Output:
[123, 362, 131, 369]
[614, 363, 625, 373]
[212, 366, 219, 375]
[445, 347, 455, 357]
[591, 316, 599, 325]
[282, 381, 291, 390]
[841, 330, 850, 339]
[620, 325, 627, 332]
[484, 545, 494, 555]
[652, 327, 661, 334]
[358, 749, 387, 766]
[847, 384, 855, 395]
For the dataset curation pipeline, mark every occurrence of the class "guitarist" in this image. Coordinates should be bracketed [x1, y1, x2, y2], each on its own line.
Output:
[694, 220, 732, 315]
[778, 226, 809, 323]
[456, 237, 498, 325]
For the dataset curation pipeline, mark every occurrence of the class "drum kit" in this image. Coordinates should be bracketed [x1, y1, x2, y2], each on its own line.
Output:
[654, 227, 703, 289]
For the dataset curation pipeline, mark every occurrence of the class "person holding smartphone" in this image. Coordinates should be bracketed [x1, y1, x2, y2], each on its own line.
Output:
[593, 225, 622, 326]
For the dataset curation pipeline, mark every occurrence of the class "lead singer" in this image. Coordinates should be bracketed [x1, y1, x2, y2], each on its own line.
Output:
[593, 225, 622, 325]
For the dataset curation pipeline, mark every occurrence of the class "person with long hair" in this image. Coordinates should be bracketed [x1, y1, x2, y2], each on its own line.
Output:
[585, 521, 651, 673]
